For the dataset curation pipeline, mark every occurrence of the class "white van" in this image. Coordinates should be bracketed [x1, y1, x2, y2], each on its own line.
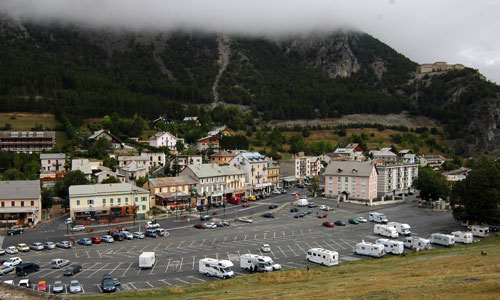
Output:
[297, 199, 309, 207]
[451, 231, 473, 244]
[306, 248, 339, 266]
[199, 258, 234, 279]
[403, 236, 432, 250]
[139, 252, 156, 269]
[470, 225, 489, 237]
[369, 212, 388, 224]
[429, 233, 455, 247]
[375, 239, 404, 255]
[353, 241, 385, 258]
[374, 224, 398, 238]
[51, 258, 70, 269]
[387, 222, 412, 236]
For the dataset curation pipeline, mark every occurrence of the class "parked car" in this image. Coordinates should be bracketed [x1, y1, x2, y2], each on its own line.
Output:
[261, 244, 271, 253]
[101, 235, 114, 243]
[122, 231, 134, 240]
[294, 213, 305, 218]
[258, 194, 265, 199]
[29, 242, 44, 251]
[261, 213, 275, 218]
[317, 213, 328, 218]
[281, 189, 287, 194]
[7, 227, 23, 236]
[297, 183, 305, 188]
[272, 189, 282, 195]
[356, 217, 368, 223]
[238, 217, 253, 223]
[0, 249, 4, 256]
[322, 221, 334, 227]
[319, 205, 332, 211]
[101, 276, 116, 293]
[37, 280, 47, 292]
[5, 247, 18, 254]
[193, 223, 204, 229]
[247, 195, 256, 201]
[51, 259, 70, 269]
[202, 222, 217, 229]
[64, 265, 82, 276]
[348, 218, 360, 225]
[269, 204, 278, 209]
[290, 207, 299, 212]
[307, 202, 318, 208]
[65, 218, 73, 224]
[145, 229, 157, 238]
[52, 280, 64, 293]
[214, 220, 230, 227]
[77, 238, 92, 246]
[334, 220, 346, 226]
[111, 232, 125, 241]
[91, 236, 102, 244]
[200, 215, 213, 221]
[71, 225, 86, 232]
[304, 210, 313, 215]
[242, 202, 251, 207]
[0, 259, 6, 266]
[18, 278, 30, 288]
[146, 221, 160, 229]
[69, 280, 82, 293]
[133, 232, 145, 239]
[56, 241, 72, 249]
[0, 265, 14, 275]
[16, 243, 30, 252]
[16, 262, 39, 276]
[44, 242, 56, 250]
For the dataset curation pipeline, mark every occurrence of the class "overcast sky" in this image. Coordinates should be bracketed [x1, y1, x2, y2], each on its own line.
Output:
[1, 0, 499, 83]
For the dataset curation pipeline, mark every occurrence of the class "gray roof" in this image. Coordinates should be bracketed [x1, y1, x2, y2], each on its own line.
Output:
[241, 152, 268, 163]
[121, 161, 147, 172]
[0, 131, 55, 139]
[147, 176, 197, 187]
[118, 156, 148, 162]
[220, 165, 245, 176]
[40, 153, 65, 160]
[0, 180, 40, 200]
[184, 164, 226, 178]
[71, 159, 92, 175]
[69, 183, 149, 197]
[324, 161, 376, 177]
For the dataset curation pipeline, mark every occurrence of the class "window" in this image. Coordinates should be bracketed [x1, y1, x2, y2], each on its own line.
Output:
[345, 177, 348, 182]
[87, 199, 94, 205]
[103, 198, 106, 204]
[11, 201, 15, 207]
[118, 198, 121, 203]
[77, 200, 80, 205]
[135, 197, 138, 202]
[30, 201, 34, 206]
[142, 196, 147, 202]
[21, 201, 24, 207]
[110, 198, 114, 204]
[1, 202, 4, 207]
[142, 205, 146, 211]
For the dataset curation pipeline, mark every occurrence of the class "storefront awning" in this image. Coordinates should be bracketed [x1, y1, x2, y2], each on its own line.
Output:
[0, 207, 38, 213]
[283, 177, 298, 182]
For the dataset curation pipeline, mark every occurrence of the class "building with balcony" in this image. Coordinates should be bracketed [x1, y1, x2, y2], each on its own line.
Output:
[369, 148, 397, 163]
[0, 180, 41, 226]
[89, 130, 124, 149]
[210, 150, 237, 165]
[230, 152, 271, 195]
[0, 131, 55, 152]
[141, 151, 166, 168]
[143, 176, 197, 211]
[196, 136, 220, 152]
[279, 154, 321, 182]
[375, 161, 419, 197]
[180, 163, 227, 206]
[149, 131, 178, 150]
[267, 161, 281, 189]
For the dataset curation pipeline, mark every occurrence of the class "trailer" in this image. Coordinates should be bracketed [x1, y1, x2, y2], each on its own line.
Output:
[374, 224, 399, 238]
[240, 254, 280, 272]
[369, 212, 388, 224]
[297, 199, 309, 207]
[139, 252, 156, 269]
[470, 225, 489, 237]
[199, 258, 234, 279]
[375, 239, 404, 255]
[306, 248, 339, 266]
[451, 231, 473, 244]
[387, 222, 412, 236]
[353, 241, 385, 258]
[403, 236, 431, 250]
[429, 233, 455, 247]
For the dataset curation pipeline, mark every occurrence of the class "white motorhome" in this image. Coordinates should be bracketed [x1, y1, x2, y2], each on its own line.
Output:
[306, 248, 339, 266]
[139, 252, 156, 269]
[375, 239, 404, 255]
[353, 241, 385, 258]
[374, 224, 398, 238]
[429, 233, 455, 247]
[387, 222, 412, 236]
[451, 231, 473, 244]
[470, 225, 489, 237]
[297, 199, 309, 207]
[199, 258, 234, 279]
[369, 212, 388, 224]
[240, 254, 280, 272]
[403, 236, 431, 250]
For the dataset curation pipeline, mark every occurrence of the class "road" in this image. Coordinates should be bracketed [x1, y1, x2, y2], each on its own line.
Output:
[0, 190, 466, 295]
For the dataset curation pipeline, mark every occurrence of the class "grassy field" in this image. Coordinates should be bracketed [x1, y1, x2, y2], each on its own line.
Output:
[0, 113, 60, 130]
[77, 236, 500, 300]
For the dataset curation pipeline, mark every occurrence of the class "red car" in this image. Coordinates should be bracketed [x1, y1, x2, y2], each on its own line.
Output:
[37, 281, 47, 292]
[90, 236, 101, 244]
[193, 223, 204, 229]
[317, 213, 328, 218]
[322, 221, 334, 227]
[242, 202, 251, 207]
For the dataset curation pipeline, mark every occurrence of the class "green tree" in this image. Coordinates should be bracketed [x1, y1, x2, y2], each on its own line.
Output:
[101, 176, 120, 184]
[450, 156, 500, 223]
[53, 170, 89, 202]
[88, 137, 111, 159]
[135, 176, 148, 187]
[307, 176, 321, 197]
[289, 134, 306, 154]
[413, 167, 449, 201]
[41, 187, 54, 209]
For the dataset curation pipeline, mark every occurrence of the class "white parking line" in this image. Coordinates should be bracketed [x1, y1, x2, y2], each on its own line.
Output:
[191, 256, 196, 270]
[177, 241, 185, 248]
[296, 243, 307, 254]
[322, 240, 337, 251]
[165, 258, 171, 273]
[287, 245, 298, 256]
[211, 238, 217, 245]
[158, 279, 171, 285]
[175, 278, 190, 284]
[329, 239, 346, 250]
[96, 284, 103, 293]
[128, 282, 137, 290]
[179, 257, 184, 271]
[200, 239, 206, 246]
[145, 282, 154, 288]
[153, 243, 162, 251]
[149, 260, 157, 275]
[341, 239, 355, 248]
[313, 241, 323, 249]
[187, 276, 205, 282]
[123, 262, 133, 277]
[277, 246, 288, 258]
[189, 240, 195, 247]
[304, 242, 314, 250]
[81, 284, 85, 294]
[85, 263, 109, 278]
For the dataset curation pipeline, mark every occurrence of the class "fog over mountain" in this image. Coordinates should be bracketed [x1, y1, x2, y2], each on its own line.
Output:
[1, 0, 499, 83]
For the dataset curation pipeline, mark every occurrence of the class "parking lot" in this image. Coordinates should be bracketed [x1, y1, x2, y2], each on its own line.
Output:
[0, 194, 466, 295]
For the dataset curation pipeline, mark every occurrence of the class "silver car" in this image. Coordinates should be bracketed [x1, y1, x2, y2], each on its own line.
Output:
[0, 265, 14, 275]
[69, 280, 82, 293]
[133, 232, 145, 239]
[52, 280, 64, 293]
[44, 241, 56, 250]
[238, 217, 253, 223]
[30, 242, 44, 251]
[71, 225, 86, 232]
[101, 235, 114, 243]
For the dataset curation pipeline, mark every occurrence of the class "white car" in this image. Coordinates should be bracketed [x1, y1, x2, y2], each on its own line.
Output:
[202, 222, 217, 229]
[30, 242, 45, 251]
[272, 189, 282, 195]
[5, 246, 18, 254]
[65, 218, 73, 225]
[44, 241, 56, 250]
[71, 225, 86, 232]
[122, 231, 134, 240]
[101, 235, 114, 243]
[261, 244, 271, 253]
[69, 280, 82, 293]
[238, 217, 253, 223]
[3, 257, 22, 267]
[133, 232, 145, 239]
[3, 280, 14, 285]
[146, 221, 160, 229]
[0, 265, 14, 275]
[356, 217, 368, 223]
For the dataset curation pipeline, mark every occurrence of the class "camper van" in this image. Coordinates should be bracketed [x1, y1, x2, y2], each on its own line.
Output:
[353, 241, 385, 258]
[470, 225, 489, 237]
[240, 254, 280, 272]
[199, 258, 234, 279]
[306, 248, 339, 266]
[387, 222, 412, 236]
[369, 212, 388, 224]
[429, 233, 455, 247]
[297, 199, 309, 207]
[403, 236, 432, 250]
[451, 231, 473, 244]
[139, 252, 156, 269]
[375, 239, 404, 255]
[374, 224, 398, 238]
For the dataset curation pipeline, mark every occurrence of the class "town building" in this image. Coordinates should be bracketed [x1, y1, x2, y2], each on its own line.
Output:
[318, 152, 343, 164]
[0, 131, 56, 152]
[375, 161, 419, 197]
[183, 116, 200, 126]
[0, 180, 41, 226]
[196, 136, 220, 152]
[148, 131, 178, 150]
[118, 161, 148, 183]
[69, 183, 150, 224]
[89, 130, 124, 149]
[267, 161, 281, 189]
[210, 150, 237, 165]
[117, 156, 150, 169]
[208, 125, 233, 137]
[169, 155, 203, 173]
[95, 169, 126, 183]
[220, 165, 247, 200]
[279, 154, 321, 182]
[230, 152, 272, 195]
[370, 148, 398, 163]
[442, 167, 471, 182]
[143, 176, 197, 211]
[40, 153, 66, 173]
[71, 159, 93, 181]
[417, 62, 465, 74]
[324, 161, 378, 204]
[334, 144, 365, 161]
[140, 151, 166, 168]
[180, 164, 228, 206]
[419, 154, 449, 170]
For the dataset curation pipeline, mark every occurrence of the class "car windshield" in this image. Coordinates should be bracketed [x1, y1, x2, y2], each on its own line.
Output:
[70, 282, 79, 287]
[221, 267, 232, 273]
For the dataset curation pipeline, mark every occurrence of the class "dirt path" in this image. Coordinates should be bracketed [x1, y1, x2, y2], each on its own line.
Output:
[212, 34, 231, 105]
